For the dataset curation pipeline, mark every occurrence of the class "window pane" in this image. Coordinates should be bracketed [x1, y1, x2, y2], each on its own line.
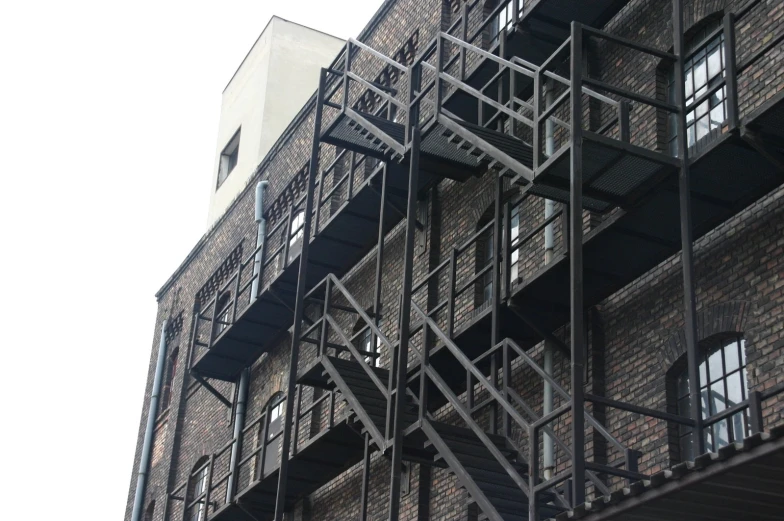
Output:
[707, 44, 722, 79]
[713, 419, 729, 449]
[710, 380, 726, 414]
[699, 359, 707, 387]
[740, 339, 746, 364]
[708, 348, 723, 383]
[700, 388, 710, 418]
[730, 412, 746, 442]
[725, 342, 740, 373]
[726, 371, 744, 406]
[693, 52, 707, 88]
[684, 66, 694, 98]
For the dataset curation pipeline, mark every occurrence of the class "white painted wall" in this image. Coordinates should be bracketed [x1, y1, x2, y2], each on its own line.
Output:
[206, 16, 345, 226]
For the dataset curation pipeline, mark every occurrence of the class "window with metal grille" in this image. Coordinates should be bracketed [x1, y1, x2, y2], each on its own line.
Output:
[189, 457, 210, 521]
[666, 18, 726, 155]
[214, 292, 232, 336]
[674, 335, 749, 461]
[287, 210, 305, 263]
[487, 0, 522, 47]
[481, 204, 520, 304]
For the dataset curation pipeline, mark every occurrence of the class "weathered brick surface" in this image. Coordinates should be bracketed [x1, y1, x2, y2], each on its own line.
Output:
[126, 1, 783, 520]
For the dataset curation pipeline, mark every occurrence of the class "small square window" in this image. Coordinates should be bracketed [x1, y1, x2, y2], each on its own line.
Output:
[217, 128, 241, 189]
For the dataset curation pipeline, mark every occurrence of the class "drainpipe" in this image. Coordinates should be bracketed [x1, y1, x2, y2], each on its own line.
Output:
[226, 368, 250, 502]
[251, 180, 270, 302]
[130, 319, 169, 521]
[543, 79, 555, 481]
[227, 180, 268, 500]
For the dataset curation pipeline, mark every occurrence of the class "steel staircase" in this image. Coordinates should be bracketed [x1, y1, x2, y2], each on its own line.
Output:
[296, 272, 645, 521]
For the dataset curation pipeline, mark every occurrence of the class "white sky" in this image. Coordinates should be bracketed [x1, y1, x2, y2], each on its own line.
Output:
[0, 1, 383, 519]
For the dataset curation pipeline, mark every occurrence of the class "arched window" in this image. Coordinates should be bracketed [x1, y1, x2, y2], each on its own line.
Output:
[143, 501, 155, 521]
[160, 347, 179, 411]
[214, 292, 232, 336]
[670, 334, 749, 461]
[664, 16, 726, 155]
[261, 393, 286, 475]
[188, 457, 210, 521]
[476, 202, 520, 306]
[288, 210, 305, 262]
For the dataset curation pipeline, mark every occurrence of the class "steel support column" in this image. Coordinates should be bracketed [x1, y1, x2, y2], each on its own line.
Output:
[273, 68, 327, 521]
[387, 127, 421, 521]
[373, 166, 388, 355]
[672, 0, 705, 457]
[489, 173, 503, 434]
[569, 21, 586, 506]
[360, 432, 371, 521]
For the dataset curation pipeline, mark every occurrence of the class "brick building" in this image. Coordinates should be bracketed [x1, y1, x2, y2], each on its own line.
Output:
[125, 1, 784, 521]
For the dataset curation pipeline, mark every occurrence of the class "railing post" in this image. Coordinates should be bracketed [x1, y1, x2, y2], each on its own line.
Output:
[503, 341, 511, 438]
[257, 405, 271, 481]
[624, 448, 641, 486]
[342, 43, 351, 110]
[502, 201, 512, 299]
[348, 151, 356, 200]
[292, 386, 303, 456]
[533, 68, 541, 170]
[419, 323, 430, 421]
[447, 248, 457, 338]
[282, 205, 294, 267]
[569, 21, 587, 506]
[208, 298, 219, 349]
[460, 1, 468, 80]
[619, 100, 631, 143]
[329, 389, 336, 429]
[435, 39, 443, 119]
[528, 424, 540, 521]
[748, 390, 763, 434]
[467, 370, 474, 410]
[315, 160, 325, 235]
[232, 268, 241, 323]
[320, 277, 332, 357]
[723, 13, 740, 129]
[203, 454, 215, 519]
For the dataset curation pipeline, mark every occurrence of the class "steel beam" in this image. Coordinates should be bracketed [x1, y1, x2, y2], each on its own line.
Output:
[569, 21, 586, 506]
[672, 0, 705, 458]
[387, 127, 420, 521]
[273, 68, 327, 521]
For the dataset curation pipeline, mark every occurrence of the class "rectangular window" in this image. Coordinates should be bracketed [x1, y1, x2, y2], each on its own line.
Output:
[217, 128, 241, 189]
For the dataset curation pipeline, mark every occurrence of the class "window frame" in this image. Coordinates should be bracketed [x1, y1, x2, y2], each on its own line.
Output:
[217, 128, 241, 189]
[665, 17, 727, 154]
[669, 334, 749, 462]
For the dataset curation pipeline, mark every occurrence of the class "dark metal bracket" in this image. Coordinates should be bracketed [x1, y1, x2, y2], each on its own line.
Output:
[192, 373, 233, 409]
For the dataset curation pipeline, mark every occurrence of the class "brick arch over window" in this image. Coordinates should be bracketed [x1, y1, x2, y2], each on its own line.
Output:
[683, 0, 727, 30]
[656, 300, 753, 372]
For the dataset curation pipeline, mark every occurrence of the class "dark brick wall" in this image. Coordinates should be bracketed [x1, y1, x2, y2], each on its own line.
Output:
[126, 0, 783, 520]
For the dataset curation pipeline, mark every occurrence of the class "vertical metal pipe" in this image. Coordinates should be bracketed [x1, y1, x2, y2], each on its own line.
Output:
[360, 432, 371, 521]
[387, 127, 421, 521]
[569, 22, 586, 506]
[490, 175, 503, 434]
[373, 166, 388, 359]
[131, 319, 169, 521]
[226, 368, 250, 502]
[543, 78, 556, 481]
[672, 0, 705, 458]
[274, 69, 326, 521]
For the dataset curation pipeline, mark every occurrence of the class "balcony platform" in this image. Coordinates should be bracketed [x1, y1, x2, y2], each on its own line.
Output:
[210, 418, 367, 521]
[555, 424, 784, 521]
[321, 109, 483, 182]
[192, 161, 429, 381]
[414, 99, 784, 400]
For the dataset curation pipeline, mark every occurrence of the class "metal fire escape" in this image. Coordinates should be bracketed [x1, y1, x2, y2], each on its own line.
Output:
[165, 1, 784, 521]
